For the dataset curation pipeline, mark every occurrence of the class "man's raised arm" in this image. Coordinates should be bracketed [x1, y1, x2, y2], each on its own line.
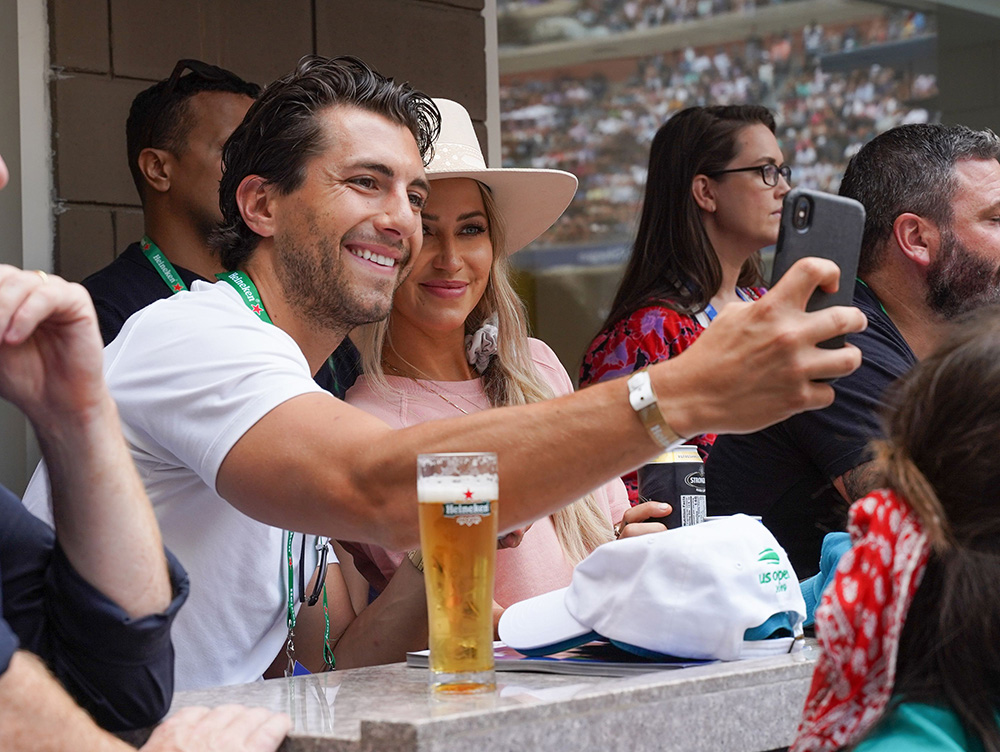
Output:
[218, 257, 866, 550]
[0, 266, 171, 616]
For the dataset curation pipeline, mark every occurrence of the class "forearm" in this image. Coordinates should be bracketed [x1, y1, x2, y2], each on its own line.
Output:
[37, 390, 171, 618]
[220, 259, 866, 550]
[358, 375, 662, 548]
[0, 652, 132, 752]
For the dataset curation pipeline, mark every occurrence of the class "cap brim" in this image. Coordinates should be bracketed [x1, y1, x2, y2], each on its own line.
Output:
[426, 168, 578, 255]
[498, 586, 596, 655]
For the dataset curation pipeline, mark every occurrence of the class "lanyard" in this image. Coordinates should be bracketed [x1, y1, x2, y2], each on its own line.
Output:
[140, 236, 188, 294]
[703, 287, 755, 322]
[214, 270, 274, 324]
[216, 268, 333, 672]
[855, 277, 888, 317]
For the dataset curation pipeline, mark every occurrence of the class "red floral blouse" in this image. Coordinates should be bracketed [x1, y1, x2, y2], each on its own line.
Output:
[579, 288, 765, 503]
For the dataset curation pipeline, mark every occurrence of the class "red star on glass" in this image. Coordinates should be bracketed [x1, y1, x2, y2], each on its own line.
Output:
[464, 489, 474, 499]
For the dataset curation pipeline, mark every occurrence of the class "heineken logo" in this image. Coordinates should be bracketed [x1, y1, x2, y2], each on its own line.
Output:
[226, 271, 257, 303]
[444, 501, 491, 517]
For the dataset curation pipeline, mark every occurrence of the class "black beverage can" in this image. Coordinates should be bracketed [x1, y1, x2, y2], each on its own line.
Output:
[636, 445, 706, 529]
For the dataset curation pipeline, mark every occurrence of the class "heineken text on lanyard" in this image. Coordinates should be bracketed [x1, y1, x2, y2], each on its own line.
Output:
[215, 268, 334, 674]
[140, 236, 188, 293]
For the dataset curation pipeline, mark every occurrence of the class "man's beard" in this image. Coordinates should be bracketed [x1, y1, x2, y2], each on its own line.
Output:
[274, 220, 408, 336]
[926, 228, 1000, 319]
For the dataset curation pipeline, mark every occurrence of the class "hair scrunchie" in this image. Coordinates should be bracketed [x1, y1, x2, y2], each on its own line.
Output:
[465, 313, 498, 374]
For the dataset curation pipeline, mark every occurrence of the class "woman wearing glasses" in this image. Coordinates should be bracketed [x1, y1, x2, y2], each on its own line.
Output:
[580, 105, 791, 502]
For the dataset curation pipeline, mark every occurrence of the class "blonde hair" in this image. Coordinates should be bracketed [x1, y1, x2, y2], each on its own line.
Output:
[354, 181, 612, 564]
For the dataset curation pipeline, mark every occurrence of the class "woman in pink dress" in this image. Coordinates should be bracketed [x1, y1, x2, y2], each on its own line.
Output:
[342, 100, 667, 629]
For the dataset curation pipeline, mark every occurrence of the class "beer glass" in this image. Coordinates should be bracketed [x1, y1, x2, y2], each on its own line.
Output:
[417, 452, 498, 693]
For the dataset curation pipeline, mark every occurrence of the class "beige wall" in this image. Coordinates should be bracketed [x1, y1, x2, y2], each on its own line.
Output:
[937, 7, 1000, 131]
[48, 0, 489, 281]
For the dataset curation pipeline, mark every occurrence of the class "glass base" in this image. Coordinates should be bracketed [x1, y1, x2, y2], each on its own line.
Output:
[429, 668, 496, 694]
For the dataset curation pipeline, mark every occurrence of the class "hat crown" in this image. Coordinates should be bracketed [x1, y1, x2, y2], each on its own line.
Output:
[565, 516, 805, 659]
[428, 99, 488, 174]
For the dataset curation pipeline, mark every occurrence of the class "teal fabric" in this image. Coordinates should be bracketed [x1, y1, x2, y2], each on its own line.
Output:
[855, 703, 985, 751]
[799, 532, 851, 627]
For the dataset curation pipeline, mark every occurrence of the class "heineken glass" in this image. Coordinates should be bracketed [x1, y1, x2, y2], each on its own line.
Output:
[417, 452, 498, 693]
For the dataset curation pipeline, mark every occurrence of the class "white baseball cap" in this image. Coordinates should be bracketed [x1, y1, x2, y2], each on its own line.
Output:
[498, 515, 806, 661]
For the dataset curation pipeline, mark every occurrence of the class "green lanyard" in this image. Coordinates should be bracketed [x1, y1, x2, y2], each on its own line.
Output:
[855, 277, 888, 317]
[216, 268, 334, 673]
[215, 270, 274, 324]
[140, 236, 188, 294]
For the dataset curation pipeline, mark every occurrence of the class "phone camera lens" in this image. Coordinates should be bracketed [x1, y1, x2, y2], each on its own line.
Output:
[792, 196, 812, 230]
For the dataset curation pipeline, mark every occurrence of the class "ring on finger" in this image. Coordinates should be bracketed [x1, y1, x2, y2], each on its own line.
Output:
[34, 270, 48, 283]
[614, 521, 627, 539]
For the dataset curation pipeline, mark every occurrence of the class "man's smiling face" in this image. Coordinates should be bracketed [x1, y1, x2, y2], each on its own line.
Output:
[267, 105, 430, 331]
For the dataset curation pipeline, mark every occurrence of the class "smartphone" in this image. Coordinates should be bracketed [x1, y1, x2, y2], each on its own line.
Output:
[770, 187, 865, 349]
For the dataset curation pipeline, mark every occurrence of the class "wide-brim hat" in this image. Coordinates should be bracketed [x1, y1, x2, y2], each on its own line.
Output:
[427, 98, 578, 255]
[499, 515, 806, 662]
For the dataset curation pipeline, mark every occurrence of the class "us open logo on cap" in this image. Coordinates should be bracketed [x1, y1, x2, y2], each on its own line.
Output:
[757, 548, 790, 592]
[444, 501, 492, 527]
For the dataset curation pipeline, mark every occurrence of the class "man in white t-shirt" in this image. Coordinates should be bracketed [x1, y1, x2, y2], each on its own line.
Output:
[24, 55, 867, 690]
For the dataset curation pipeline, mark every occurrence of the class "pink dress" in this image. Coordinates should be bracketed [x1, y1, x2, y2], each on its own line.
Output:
[344, 338, 630, 607]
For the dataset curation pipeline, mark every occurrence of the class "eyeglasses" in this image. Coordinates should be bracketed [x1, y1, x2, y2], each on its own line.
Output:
[161, 58, 231, 100]
[298, 535, 331, 607]
[706, 163, 792, 188]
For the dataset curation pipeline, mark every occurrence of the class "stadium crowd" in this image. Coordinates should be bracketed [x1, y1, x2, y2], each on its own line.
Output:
[500, 9, 937, 247]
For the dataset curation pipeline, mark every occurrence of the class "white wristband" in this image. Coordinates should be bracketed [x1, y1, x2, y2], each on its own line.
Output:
[627, 369, 684, 450]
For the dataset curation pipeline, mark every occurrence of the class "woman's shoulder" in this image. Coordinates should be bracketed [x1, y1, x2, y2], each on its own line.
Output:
[593, 304, 698, 347]
[580, 304, 701, 386]
[854, 703, 985, 752]
[527, 338, 574, 396]
[527, 337, 562, 367]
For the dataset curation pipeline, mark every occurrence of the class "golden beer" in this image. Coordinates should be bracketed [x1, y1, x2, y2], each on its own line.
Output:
[417, 454, 498, 692]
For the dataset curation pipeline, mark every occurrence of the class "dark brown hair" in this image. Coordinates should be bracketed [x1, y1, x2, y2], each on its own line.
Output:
[600, 105, 772, 331]
[839, 123, 1000, 277]
[213, 55, 440, 270]
[870, 305, 1000, 751]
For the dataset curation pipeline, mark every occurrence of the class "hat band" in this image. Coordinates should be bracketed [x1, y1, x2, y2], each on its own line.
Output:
[429, 142, 488, 173]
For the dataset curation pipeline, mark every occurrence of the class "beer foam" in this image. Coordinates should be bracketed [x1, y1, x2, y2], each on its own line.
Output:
[417, 475, 498, 503]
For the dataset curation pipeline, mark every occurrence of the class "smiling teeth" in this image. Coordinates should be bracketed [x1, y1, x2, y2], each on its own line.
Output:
[350, 248, 396, 268]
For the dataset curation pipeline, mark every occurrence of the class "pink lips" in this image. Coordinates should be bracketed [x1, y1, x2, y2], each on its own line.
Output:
[421, 279, 469, 299]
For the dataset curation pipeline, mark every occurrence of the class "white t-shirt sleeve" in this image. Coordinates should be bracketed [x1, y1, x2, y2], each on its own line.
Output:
[104, 283, 328, 490]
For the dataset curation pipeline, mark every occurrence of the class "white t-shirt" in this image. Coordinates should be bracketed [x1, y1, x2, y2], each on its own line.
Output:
[22, 280, 333, 690]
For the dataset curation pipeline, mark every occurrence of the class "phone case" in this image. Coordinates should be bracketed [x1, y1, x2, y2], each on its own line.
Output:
[770, 188, 866, 349]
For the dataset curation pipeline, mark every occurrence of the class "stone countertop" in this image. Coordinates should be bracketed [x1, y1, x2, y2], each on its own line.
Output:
[168, 645, 818, 752]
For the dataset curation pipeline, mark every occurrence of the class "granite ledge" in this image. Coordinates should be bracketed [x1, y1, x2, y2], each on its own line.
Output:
[159, 646, 817, 752]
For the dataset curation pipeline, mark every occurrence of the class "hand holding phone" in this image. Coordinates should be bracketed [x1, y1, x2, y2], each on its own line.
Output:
[770, 188, 865, 349]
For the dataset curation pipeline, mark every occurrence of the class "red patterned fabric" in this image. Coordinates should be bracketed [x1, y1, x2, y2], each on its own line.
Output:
[792, 488, 931, 752]
[580, 291, 763, 502]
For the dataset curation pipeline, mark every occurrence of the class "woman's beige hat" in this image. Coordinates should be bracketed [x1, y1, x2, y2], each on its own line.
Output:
[427, 98, 578, 254]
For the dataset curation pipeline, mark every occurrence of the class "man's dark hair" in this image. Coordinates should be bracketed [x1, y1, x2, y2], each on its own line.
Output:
[839, 123, 1000, 276]
[126, 60, 260, 203]
[213, 55, 441, 271]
